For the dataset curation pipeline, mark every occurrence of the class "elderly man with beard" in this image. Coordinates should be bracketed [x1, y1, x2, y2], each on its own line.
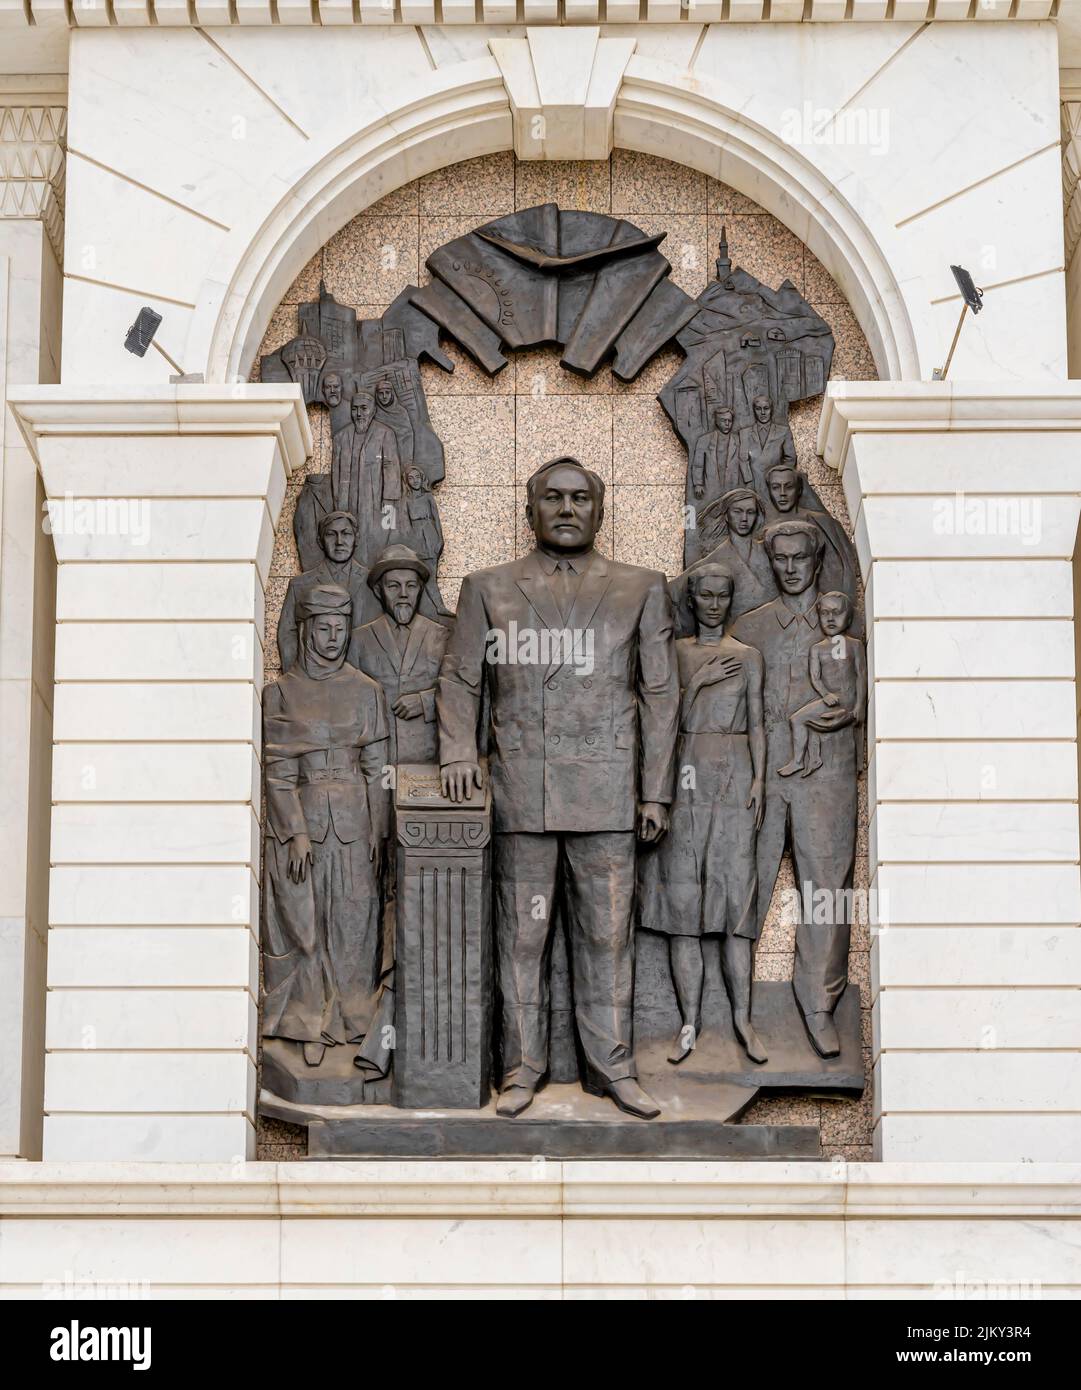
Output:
[351, 544, 450, 766]
[332, 390, 403, 568]
[321, 371, 343, 410]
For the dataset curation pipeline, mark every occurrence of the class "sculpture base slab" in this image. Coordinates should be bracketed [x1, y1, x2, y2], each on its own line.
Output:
[261, 1075, 818, 1159]
[261, 1038, 392, 1108]
[632, 980, 864, 1095]
[258, 982, 863, 1155]
[306, 1106, 820, 1160]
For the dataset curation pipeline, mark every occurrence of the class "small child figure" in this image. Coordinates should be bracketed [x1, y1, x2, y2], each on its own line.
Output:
[403, 467, 443, 569]
[778, 590, 866, 778]
[402, 465, 452, 619]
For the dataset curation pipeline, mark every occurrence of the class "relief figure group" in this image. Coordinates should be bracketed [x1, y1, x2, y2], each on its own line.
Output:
[265, 449, 864, 1120]
[260, 220, 862, 1130]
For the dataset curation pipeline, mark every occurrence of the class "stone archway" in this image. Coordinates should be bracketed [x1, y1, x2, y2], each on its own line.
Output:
[190, 47, 918, 389]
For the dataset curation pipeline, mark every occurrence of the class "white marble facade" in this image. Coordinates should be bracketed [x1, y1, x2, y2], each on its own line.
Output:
[1, 10, 1080, 1298]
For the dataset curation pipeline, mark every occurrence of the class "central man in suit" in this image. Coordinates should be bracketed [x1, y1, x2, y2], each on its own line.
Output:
[438, 457, 680, 1119]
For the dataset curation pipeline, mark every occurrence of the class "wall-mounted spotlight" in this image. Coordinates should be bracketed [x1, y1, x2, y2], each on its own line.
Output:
[123, 306, 202, 381]
[932, 265, 985, 381]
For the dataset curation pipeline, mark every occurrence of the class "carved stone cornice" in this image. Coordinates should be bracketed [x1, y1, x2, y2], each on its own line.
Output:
[6, 385, 313, 479]
[0, 0, 1059, 27]
[0, 100, 66, 265]
[818, 380, 1081, 473]
[0, 1160, 1077, 1220]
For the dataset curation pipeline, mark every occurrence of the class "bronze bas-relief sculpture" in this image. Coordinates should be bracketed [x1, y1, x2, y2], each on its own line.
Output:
[267, 284, 453, 624]
[352, 544, 449, 767]
[262, 584, 393, 1077]
[670, 487, 779, 635]
[439, 458, 678, 1121]
[277, 509, 381, 672]
[730, 521, 861, 1058]
[259, 205, 863, 1151]
[637, 562, 767, 1067]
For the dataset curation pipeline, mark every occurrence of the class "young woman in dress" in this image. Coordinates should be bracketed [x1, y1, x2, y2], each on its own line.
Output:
[638, 562, 768, 1064]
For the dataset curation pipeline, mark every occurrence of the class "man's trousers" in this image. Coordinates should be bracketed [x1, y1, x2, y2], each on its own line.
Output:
[493, 830, 638, 1090]
[755, 762, 857, 1018]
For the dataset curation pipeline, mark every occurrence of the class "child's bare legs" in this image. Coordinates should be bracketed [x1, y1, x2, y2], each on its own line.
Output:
[668, 936, 704, 1064]
[801, 726, 823, 777]
[778, 700, 825, 777]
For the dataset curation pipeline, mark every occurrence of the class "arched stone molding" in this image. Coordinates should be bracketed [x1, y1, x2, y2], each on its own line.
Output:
[190, 57, 514, 394]
[62, 24, 1061, 393]
[193, 48, 919, 390]
[612, 60, 917, 384]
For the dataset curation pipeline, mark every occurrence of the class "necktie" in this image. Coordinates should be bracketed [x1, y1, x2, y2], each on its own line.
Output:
[386, 621, 404, 665]
[550, 560, 575, 622]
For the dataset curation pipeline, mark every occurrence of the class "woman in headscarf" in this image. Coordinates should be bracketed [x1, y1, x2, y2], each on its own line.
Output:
[373, 374, 416, 469]
[637, 562, 768, 1067]
[262, 583, 393, 1072]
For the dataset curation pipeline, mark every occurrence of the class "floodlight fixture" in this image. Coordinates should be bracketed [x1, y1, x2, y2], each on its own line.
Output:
[933, 265, 986, 381]
[123, 306, 187, 377]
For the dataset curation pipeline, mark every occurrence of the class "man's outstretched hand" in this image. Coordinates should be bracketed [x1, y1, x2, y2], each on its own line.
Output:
[441, 761, 484, 803]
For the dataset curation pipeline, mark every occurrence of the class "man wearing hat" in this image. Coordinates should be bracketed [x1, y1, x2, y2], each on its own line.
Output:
[351, 544, 451, 767]
[438, 456, 679, 1121]
[277, 510, 382, 672]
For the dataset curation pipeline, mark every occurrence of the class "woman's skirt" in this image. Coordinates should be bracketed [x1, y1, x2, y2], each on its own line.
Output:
[637, 731, 759, 940]
[263, 827, 385, 1046]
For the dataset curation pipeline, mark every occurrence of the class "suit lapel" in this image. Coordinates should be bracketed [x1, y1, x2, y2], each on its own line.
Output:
[566, 553, 612, 636]
[547, 554, 612, 681]
[371, 614, 402, 671]
[514, 550, 565, 636]
[400, 615, 427, 679]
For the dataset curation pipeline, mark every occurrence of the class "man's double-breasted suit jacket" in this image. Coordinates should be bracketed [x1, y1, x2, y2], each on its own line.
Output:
[437, 548, 680, 835]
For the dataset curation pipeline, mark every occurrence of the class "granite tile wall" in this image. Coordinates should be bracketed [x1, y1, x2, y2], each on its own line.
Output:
[254, 150, 878, 1162]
